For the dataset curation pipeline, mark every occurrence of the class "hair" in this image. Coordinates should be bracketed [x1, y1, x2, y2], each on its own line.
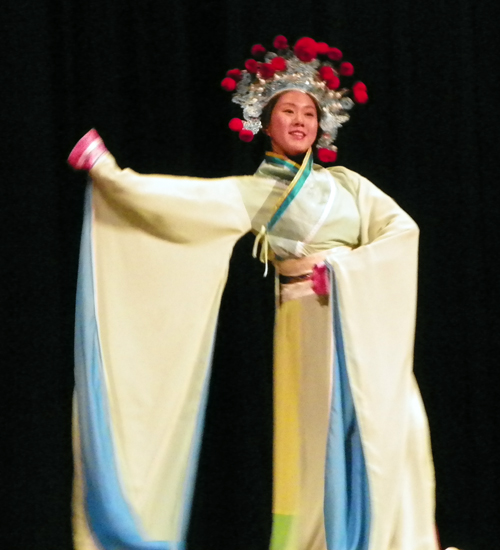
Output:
[261, 90, 323, 149]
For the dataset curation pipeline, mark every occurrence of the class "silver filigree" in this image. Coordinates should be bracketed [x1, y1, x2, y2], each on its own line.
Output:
[340, 97, 354, 110]
[243, 119, 262, 133]
[243, 105, 262, 118]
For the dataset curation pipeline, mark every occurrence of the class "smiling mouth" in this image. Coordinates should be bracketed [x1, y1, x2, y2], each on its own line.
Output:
[289, 131, 306, 139]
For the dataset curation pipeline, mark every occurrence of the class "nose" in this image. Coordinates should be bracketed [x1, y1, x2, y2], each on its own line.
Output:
[293, 112, 305, 126]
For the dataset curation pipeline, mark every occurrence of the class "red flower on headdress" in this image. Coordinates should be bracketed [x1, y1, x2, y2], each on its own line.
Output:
[259, 63, 275, 79]
[221, 77, 237, 92]
[353, 88, 369, 104]
[317, 148, 338, 163]
[245, 59, 259, 74]
[339, 62, 354, 76]
[326, 76, 340, 90]
[352, 81, 368, 103]
[353, 81, 367, 92]
[316, 42, 330, 55]
[239, 129, 254, 142]
[294, 37, 317, 62]
[273, 35, 289, 49]
[327, 47, 343, 61]
[227, 68, 242, 81]
[270, 56, 287, 71]
[228, 118, 244, 132]
[251, 44, 267, 57]
[319, 66, 336, 82]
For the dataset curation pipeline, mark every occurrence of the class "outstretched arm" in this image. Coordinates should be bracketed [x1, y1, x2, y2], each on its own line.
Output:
[90, 153, 253, 243]
[69, 130, 253, 243]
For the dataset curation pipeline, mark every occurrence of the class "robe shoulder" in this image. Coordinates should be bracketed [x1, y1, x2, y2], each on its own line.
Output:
[324, 165, 419, 248]
[326, 165, 362, 197]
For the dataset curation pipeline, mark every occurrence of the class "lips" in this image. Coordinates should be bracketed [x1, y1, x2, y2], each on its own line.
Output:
[289, 130, 306, 139]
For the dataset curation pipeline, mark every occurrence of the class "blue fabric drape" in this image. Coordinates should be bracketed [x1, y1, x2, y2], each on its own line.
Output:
[323, 265, 371, 550]
[75, 186, 176, 550]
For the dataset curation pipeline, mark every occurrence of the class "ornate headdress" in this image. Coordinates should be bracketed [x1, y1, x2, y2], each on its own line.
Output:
[221, 35, 368, 163]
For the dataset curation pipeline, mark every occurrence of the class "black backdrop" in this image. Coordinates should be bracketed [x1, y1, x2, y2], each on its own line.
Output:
[2, 0, 500, 549]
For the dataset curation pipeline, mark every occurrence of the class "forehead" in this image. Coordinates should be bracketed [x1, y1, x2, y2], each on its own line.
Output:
[275, 90, 316, 109]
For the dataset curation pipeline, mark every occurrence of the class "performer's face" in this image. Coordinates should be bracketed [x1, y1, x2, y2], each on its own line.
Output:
[266, 91, 318, 158]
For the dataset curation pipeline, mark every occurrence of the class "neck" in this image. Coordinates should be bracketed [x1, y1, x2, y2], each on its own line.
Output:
[266, 149, 310, 168]
[287, 152, 307, 165]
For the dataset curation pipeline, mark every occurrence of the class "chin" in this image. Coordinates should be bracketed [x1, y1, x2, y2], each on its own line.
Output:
[285, 148, 309, 158]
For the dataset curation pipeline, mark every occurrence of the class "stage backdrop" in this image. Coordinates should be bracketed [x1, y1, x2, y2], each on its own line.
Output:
[2, 0, 499, 549]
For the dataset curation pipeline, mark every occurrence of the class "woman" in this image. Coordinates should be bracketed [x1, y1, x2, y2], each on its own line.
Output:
[69, 36, 438, 550]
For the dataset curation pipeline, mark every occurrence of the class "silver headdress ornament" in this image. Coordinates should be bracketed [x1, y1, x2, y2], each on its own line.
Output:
[221, 35, 368, 163]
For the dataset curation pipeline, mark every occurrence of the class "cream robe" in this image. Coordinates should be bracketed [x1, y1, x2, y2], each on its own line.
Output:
[72, 152, 438, 550]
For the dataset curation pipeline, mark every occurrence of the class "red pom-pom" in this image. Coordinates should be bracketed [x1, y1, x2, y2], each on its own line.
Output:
[353, 81, 367, 92]
[245, 59, 259, 74]
[327, 47, 343, 61]
[294, 37, 317, 62]
[339, 62, 354, 76]
[221, 77, 237, 92]
[251, 44, 267, 57]
[273, 35, 288, 49]
[259, 63, 275, 79]
[228, 118, 244, 132]
[326, 76, 340, 90]
[319, 66, 335, 82]
[270, 56, 287, 71]
[316, 42, 330, 55]
[226, 68, 242, 81]
[317, 148, 338, 163]
[353, 88, 369, 104]
[239, 129, 254, 142]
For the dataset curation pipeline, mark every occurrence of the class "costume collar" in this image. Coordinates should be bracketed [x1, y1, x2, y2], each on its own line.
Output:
[264, 152, 301, 173]
[253, 148, 314, 276]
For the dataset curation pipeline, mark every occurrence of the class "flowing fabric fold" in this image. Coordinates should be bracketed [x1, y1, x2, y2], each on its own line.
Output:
[73, 157, 254, 550]
[324, 265, 370, 550]
[75, 186, 173, 550]
[326, 170, 438, 550]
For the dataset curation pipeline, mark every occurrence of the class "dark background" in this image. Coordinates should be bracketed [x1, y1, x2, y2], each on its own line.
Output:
[2, 0, 499, 549]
